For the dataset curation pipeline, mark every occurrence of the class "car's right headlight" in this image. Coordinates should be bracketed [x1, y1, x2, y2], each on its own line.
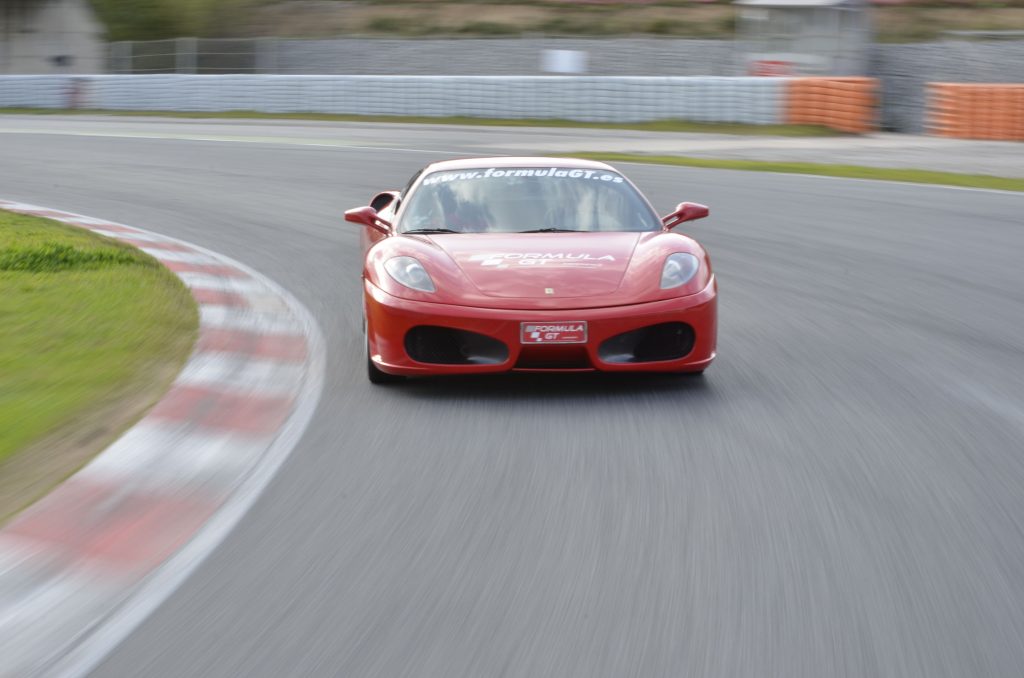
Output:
[660, 253, 700, 289]
[384, 256, 436, 293]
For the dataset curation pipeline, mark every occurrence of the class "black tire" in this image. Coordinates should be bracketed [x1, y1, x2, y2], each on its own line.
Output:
[367, 350, 403, 384]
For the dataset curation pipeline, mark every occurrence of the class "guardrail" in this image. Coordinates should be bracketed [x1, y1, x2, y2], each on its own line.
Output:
[928, 83, 1024, 141]
[0, 74, 878, 132]
[0, 74, 786, 125]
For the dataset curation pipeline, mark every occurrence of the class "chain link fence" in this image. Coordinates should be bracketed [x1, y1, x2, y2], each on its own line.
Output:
[106, 37, 742, 77]
[108, 38, 268, 74]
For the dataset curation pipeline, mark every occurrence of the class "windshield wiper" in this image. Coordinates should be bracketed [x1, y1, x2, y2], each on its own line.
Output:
[517, 227, 579, 233]
[403, 228, 461, 234]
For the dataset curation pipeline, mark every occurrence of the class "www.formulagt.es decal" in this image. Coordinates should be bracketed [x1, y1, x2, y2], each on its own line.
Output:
[469, 252, 616, 268]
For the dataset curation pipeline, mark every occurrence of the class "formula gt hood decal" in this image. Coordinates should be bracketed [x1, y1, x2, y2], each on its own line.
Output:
[432, 232, 640, 298]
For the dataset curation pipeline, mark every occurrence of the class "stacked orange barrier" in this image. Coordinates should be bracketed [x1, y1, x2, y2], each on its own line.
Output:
[928, 83, 1024, 141]
[785, 77, 877, 134]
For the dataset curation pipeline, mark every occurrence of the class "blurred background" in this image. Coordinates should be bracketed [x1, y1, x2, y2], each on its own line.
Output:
[1, 0, 1023, 132]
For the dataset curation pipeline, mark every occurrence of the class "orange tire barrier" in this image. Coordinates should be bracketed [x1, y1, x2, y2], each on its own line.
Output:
[785, 77, 877, 134]
[928, 83, 1024, 141]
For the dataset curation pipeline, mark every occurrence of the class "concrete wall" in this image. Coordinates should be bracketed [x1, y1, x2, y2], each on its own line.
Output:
[0, 0, 105, 74]
[871, 41, 1024, 133]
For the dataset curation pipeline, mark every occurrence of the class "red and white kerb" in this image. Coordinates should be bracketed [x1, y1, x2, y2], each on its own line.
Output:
[0, 199, 322, 676]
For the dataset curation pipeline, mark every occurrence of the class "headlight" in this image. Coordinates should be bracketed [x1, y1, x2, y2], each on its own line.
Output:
[384, 256, 436, 293]
[660, 253, 700, 289]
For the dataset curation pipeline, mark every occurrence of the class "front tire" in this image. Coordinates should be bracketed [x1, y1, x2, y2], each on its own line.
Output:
[367, 349, 403, 384]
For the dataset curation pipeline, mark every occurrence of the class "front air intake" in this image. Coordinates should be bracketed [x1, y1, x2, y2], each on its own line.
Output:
[404, 326, 509, 365]
[598, 322, 695, 364]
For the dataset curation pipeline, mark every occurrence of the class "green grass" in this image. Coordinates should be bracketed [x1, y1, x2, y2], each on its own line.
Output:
[0, 211, 198, 465]
[0, 108, 841, 137]
[570, 152, 1024, 192]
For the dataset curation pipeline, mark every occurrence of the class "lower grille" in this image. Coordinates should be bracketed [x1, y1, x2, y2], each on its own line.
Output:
[598, 322, 695, 364]
[514, 345, 591, 370]
[404, 326, 508, 365]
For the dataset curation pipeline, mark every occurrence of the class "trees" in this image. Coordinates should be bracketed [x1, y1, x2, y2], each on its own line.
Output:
[89, 0, 256, 41]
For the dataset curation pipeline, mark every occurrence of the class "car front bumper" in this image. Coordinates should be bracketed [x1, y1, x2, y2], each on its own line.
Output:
[364, 277, 717, 376]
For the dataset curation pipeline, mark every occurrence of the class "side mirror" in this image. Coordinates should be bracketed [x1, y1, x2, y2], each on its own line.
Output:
[370, 191, 400, 212]
[661, 202, 709, 230]
[345, 206, 392, 235]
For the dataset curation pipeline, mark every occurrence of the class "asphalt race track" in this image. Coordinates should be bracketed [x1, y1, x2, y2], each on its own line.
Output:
[2, 117, 1024, 678]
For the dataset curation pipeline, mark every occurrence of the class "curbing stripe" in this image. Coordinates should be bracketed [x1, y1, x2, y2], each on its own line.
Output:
[161, 260, 251, 276]
[0, 199, 325, 677]
[195, 328, 309, 362]
[78, 422, 266, 491]
[176, 271, 275, 293]
[189, 287, 251, 308]
[199, 304, 304, 334]
[148, 386, 295, 434]
[89, 229, 167, 242]
[138, 247, 220, 264]
[175, 353, 306, 396]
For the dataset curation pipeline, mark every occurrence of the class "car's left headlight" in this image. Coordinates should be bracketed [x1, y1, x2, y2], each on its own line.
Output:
[660, 253, 700, 289]
[385, 256, 436, 293]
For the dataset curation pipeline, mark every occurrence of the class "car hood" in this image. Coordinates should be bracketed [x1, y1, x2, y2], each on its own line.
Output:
[430, 232, 641, 299]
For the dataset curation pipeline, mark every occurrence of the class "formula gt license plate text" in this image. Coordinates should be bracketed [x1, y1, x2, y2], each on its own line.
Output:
[520, 321, 588, 344]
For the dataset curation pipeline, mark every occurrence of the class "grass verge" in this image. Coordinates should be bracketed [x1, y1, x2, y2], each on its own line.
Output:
[0, 108, 841, 137]
[0, 211, 197, 520]
[571, 152, 1024, 192]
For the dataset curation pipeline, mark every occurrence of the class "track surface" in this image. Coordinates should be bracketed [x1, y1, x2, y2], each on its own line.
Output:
[2, 117, 1023, 677]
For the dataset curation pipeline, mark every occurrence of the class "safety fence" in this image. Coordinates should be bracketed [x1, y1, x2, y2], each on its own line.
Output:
[785, 77, 877, 134]
[0, 74, 877, 132]
[927, 83, 1024, 141]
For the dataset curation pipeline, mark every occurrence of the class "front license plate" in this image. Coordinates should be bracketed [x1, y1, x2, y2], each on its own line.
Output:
[521, 321, 588, 344]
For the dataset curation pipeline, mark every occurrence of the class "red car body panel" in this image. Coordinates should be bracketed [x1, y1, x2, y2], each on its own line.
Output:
[365, 278, 717, 375]
[352, 157, 718, 378]
[437, 231, 637, 299]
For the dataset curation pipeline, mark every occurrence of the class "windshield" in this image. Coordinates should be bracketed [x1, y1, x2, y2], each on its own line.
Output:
[398, 167, 662, 234]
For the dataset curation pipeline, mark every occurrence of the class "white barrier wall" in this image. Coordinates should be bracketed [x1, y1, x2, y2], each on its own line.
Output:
[0, 74, 786, 124]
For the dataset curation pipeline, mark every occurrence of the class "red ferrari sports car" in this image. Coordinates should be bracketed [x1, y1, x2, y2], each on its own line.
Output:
[346, 157, 717, 383]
